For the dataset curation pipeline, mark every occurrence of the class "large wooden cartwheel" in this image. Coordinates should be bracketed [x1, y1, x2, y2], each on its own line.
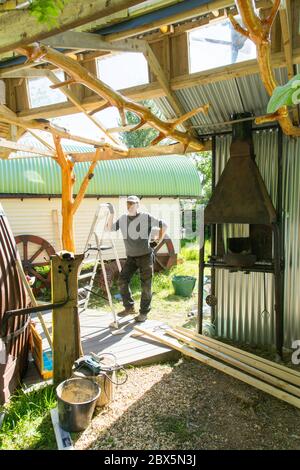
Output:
[15, 235, 55, 293]
[153, 235, 177, 271]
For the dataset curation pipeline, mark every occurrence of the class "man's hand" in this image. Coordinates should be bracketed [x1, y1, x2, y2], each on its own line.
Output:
[107, 203, 115, 214]
[150, 240, 158, 249]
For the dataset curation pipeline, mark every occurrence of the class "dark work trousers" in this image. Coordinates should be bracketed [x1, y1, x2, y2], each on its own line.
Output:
[119, 252, 154, 315]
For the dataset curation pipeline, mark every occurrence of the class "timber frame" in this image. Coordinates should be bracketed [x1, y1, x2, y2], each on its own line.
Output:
[1, 0, 300, 249]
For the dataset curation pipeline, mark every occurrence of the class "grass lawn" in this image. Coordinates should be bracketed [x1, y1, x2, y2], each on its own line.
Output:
[0, 385, 57, 450]
[88, 240, 211, 329]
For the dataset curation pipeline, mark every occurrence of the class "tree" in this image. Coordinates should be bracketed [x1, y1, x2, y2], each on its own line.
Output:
[190, 152, 212, 205]
[120, 100, 161, 148]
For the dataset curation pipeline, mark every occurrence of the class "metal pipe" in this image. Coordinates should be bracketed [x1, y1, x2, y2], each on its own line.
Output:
[210, 135, 216, 323]
[197, 245, 205, 334]
[1, 272, 70, 339]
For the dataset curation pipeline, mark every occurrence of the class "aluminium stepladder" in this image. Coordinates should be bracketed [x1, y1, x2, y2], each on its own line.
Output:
[78, 203, 125, 334]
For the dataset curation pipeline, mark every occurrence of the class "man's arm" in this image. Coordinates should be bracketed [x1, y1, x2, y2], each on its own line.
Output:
[149, 215, 168, 247]
[105, 203, 118, 232]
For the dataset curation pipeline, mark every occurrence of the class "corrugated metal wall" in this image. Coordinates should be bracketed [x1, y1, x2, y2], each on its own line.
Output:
[214, 129, 300, 349]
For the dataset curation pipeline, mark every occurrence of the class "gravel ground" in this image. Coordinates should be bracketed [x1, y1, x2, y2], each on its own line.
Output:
[74, 358, 300, 450]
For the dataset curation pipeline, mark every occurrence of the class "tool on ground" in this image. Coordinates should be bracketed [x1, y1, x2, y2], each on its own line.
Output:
[78, 203, 124, 335]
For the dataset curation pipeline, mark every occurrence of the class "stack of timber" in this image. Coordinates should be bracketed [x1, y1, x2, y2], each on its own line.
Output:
[134, 325, 300, 410]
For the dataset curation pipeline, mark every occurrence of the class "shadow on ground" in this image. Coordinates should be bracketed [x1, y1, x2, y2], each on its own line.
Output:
[75, 358, 300, 450]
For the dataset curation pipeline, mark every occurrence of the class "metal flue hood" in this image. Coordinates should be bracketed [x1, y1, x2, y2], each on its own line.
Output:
[205, 116, 277, 225]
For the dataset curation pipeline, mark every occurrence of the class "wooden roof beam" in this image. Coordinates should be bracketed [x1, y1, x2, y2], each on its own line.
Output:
[40, 31, 146, 53]
[278, 1, 293, 79]
[0, 0, 145, 54]
[0, 137, 54, 157]
[45, 70, 123, 147]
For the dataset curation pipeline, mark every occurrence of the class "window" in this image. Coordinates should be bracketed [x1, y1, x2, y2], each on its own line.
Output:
[97, 52, 149, 90]
[27, 70, 67, 108]
[188, 18, 256, 74]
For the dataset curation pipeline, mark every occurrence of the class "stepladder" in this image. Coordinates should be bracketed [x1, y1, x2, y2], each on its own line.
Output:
[78, 203, 124, 333]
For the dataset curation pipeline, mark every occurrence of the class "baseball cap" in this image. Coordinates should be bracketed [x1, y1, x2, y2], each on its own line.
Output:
[127, 195, 140, 203]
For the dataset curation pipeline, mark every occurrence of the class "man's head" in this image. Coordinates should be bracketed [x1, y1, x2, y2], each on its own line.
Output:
[127, 195, 140, 216]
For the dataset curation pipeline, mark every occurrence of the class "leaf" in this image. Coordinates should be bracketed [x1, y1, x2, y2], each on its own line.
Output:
[267, 74, 300, 113]
[29, 0, 70, 25]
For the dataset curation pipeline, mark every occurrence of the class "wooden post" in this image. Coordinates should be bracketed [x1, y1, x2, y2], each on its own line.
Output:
[51, 253, 83, 385]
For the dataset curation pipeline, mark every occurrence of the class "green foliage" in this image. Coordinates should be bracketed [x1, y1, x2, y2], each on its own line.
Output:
[189, 152, 212, 204]
[267, 74, 300, 113]
[120, 100, 163, 148]
[0, 385, 57, 450]
[29, 0, 70, 26]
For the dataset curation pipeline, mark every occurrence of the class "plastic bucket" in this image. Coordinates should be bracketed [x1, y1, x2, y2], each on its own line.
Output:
[56, 378, 101, 432]
[172, 275, 197, 297]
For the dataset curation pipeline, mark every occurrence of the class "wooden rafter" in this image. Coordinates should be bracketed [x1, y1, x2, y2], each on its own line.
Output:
[45, 70, 122, 147]
[229, 0, 300, 137]
[0, 0, 145, 54]
[142, 42, 197, 133]
[0, 137, 54, 157]
[17, 44, 208, 151]
[40, 31, 146, 54]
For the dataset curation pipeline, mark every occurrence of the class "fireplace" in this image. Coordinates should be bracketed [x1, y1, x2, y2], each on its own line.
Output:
[198, 115, 284, 356]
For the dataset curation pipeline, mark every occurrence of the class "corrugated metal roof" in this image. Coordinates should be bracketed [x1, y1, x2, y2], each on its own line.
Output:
[0, 155, 201, 197]
[156, 66, 290, 135]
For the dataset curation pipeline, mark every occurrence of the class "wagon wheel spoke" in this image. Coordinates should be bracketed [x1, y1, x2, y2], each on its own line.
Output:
[28, 245, 46, 264]
[23, 240, 28, 261]
[27, 267, 48, 284]
[153, 236, 176, 271]
[15, 234, 55, 294]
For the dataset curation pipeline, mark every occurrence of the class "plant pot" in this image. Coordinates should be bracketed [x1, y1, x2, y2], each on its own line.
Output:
[172, 275, 197, 297]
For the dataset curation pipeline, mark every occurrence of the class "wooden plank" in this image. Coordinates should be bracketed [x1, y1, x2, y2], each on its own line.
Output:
[41, 32, 146, 53]
[52, 254, 84, 385]
[174, 327, 300, 387]
[18, 81, 164, 120]
[0, 137, 54, 156]
[168, 330, 300, 397]
[144, 42, 187, 121]
[0, 69, 51, 79]
[134, 325, 300, 410]
[175, 326, 300, 380]
[0, 0, 144, 54]
[71, 141, 211, 162]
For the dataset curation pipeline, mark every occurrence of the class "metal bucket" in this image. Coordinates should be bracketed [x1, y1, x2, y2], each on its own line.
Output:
[56, 378, 101, 432]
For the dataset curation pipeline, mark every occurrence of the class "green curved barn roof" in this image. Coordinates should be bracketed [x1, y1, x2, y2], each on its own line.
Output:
[0, 154, 201, 197]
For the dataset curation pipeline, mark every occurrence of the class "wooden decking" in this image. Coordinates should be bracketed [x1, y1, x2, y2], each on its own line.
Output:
[24, 308, 179, 386]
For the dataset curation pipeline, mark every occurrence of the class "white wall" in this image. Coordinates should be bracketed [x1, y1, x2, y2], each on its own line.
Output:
[1, 197, 181, 262]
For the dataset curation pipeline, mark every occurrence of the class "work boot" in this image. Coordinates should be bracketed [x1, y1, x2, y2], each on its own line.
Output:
[134, 313, 148, 323]
[117, 306, 136, 317]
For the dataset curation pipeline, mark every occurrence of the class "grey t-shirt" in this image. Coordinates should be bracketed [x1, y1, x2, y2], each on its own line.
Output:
[112, 212, 167, 257]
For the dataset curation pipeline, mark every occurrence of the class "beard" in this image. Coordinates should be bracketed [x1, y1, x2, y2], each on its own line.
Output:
[127, 205, 138, 216]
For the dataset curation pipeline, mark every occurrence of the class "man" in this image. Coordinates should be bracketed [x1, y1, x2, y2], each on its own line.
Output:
[106, 196, 167, 323]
